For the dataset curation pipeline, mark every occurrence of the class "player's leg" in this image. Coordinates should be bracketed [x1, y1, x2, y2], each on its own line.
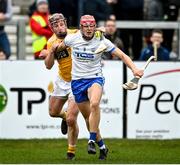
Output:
[77, 101, 90, 130]
[49, 76, 70, 134]
[49, 75, 67, 118]
[71, 78, 108, 159]
[73, 83, 102, 136]
[49, 96, 68, 134]
[77, 99, 108, 160]
[88, 83, 102, 133]
[96, 129, 108, 160]
[66, 97, 79, 160]
[49, 96, 67, 118]
[77, 101, 98, 154]
[88, 83, 108, 159]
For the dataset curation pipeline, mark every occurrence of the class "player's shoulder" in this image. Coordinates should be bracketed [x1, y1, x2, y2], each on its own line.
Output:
[67, 29, 79, 34]
[67, 29, 80, 37]
[65, 30, 80, 41]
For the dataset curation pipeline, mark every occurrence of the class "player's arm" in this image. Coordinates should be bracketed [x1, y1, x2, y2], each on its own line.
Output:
[44, 43, 59, 69]
[112, 48, 144, 78]
[56, 33, 74, 52]
[39, 49, 48, 59]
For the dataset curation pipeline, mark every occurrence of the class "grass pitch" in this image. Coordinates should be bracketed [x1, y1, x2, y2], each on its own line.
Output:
[0, 139, 180, 164]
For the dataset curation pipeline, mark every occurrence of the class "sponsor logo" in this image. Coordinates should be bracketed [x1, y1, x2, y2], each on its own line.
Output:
[136, 84, 180, 114]
[0, 84, 8, 113]
[10, 87, 46, 115]
[74, 52, 94, 59]
[55, 49, 69, 60]
[144, 69, 180, 78]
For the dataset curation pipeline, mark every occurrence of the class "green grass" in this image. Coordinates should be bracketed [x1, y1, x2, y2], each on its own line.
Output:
[0, 139, 180, 164]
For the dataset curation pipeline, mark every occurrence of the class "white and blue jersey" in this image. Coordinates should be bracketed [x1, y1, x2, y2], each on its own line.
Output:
[64, 31, 116, 103]
[64, 31, 115, 80]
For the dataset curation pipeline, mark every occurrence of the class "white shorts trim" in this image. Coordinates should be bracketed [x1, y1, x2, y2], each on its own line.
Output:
[50, 76, 73, 99]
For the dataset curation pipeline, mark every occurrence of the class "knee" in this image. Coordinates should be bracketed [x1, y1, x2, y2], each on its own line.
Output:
[49, 108, 59, 117]
[66, 116, 76, 127]
[90, 100, 99, 110]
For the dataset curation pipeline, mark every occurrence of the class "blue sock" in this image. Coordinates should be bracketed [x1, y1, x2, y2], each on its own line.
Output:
[96, 139, 105, 149]
[96, 139, 104, 147]
[89, 132, 97, 142]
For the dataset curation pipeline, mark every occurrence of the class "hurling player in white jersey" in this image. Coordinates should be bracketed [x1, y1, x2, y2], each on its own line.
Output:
[55, 15, 144, 160]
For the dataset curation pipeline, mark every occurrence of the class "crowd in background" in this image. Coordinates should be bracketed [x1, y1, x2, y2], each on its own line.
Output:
[0, 0, 180, 60]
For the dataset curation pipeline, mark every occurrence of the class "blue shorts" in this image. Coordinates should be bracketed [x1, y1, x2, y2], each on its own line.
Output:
[71, 77, 105, 103]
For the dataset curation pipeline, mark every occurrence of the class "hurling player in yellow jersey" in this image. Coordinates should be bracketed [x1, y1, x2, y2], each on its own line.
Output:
[43, 13, 79, 160]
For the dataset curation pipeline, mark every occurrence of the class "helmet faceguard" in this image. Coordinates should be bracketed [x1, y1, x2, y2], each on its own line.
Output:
[48, 13, 67, 38]
[49, 13, 66, 25]
[80, 15, 96, 40]
[80, 15, 96, 26]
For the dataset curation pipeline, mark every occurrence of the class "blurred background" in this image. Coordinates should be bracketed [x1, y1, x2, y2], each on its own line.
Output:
[0, 0, 180, 60]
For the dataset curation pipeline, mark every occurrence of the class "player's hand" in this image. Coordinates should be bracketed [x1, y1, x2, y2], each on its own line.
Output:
[132, 68, 144, 78]
[50, 43, 59, 54]
[52, 43, 59, 52]
[39, 49, 48, 59]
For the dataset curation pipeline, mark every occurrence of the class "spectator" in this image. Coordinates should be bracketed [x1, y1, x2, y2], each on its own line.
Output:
[145, 0, 164, 20]
[0, 0, 12, 60]
[140, 29, 170, 61]
[143, 0, 164, 44]
[28, 0, 78, 27]
[29, 0, 53, 59]
[83, 0, 112, 22]
[162, 0, 180, 52]
[113, 0, 144, 60]
[106, 0, 118, 20]
[103, 19, 124, 60]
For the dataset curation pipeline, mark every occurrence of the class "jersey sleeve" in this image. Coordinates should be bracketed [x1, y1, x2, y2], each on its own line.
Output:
[47, 40, 52, 50]
[47, 35, 55, 51]
[103, 38, 116, 53]
[64, 34, 74, 47]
